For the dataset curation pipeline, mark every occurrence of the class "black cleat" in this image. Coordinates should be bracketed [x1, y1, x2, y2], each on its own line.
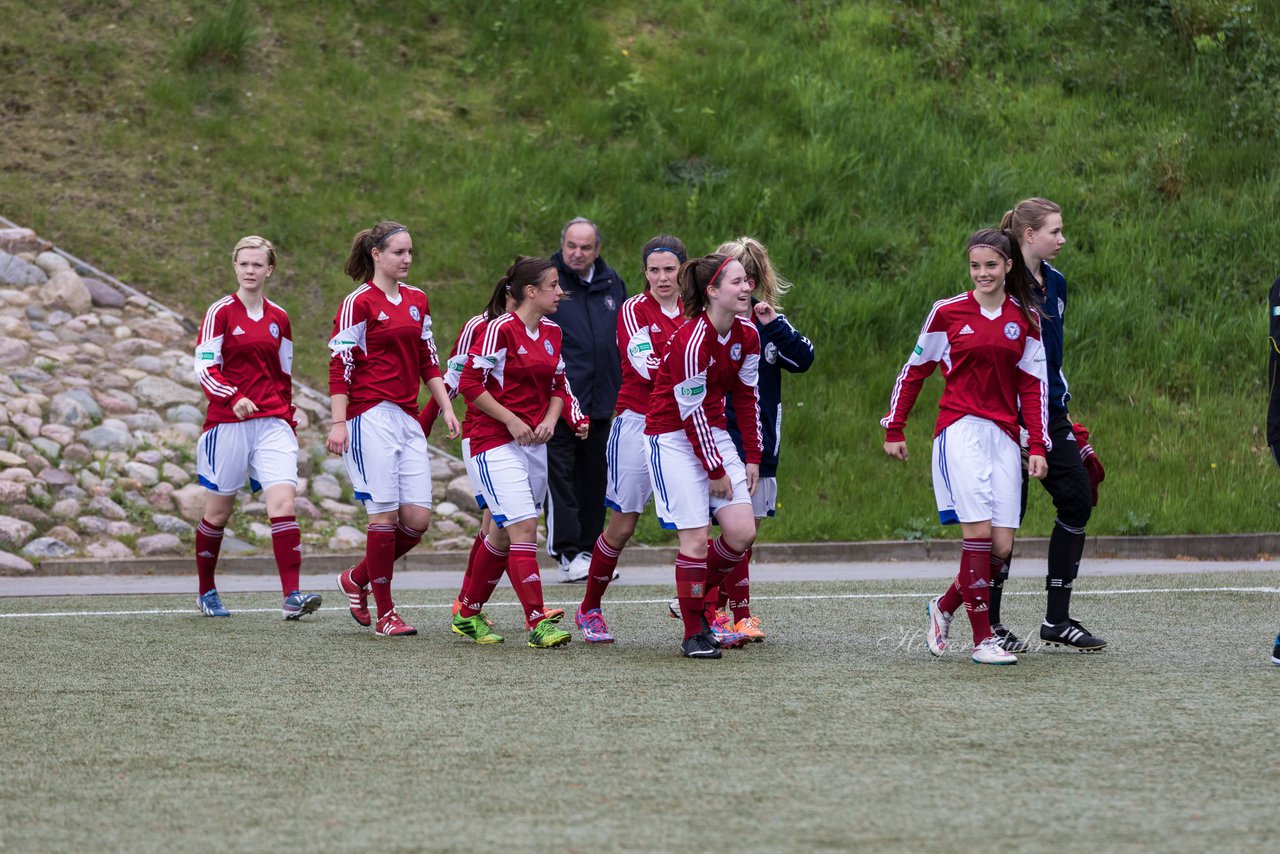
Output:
[1040, 619, 1107, 651]
[681, 632, 721, 659]
[991, 623, 1030, 654]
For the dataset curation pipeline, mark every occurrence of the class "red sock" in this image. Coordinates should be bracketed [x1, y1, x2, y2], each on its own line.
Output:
[704, 536, 746, 609]
[938, 580, 964, 614]
[580, 534, 622, 612]
[461, 531, 485, 589]
[195, 519, 225, 595]
[506, 542, 548, 628]
[726, 547, 752, 622]
[365, 523, 397, 619]
[459, 536, 507, 616]
[350, 521, 424, 587]
[269, 515, 301, 596]
[960, 537, 993, 644]
[675, 552, 708, 640]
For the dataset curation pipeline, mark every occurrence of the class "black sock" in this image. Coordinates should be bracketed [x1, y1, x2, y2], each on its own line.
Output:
[989, 553, 1010, 626]
[1045, 519, 1086, 624]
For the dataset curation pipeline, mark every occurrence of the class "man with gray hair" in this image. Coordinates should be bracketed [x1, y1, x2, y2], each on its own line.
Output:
[547, 217, 627, 581]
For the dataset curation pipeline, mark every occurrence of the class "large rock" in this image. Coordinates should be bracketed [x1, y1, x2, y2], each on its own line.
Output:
[152, 513, 193, 536]
[87, 494, 127, 520]
[38, 467, 76, 488]
[446, 474, 478, 509]
[328, 525, 365, 550]
[0, 228, 41, 254]
[86, 540, 134, 560]
[0, 337, 30, 366]
[136, 533, 183, 556]
[41, 270, 92, 314]
[0, 481, 26, 504]
[122, 412, 163, 432]
[161, 462, 190, 485]
[50, 498, 81, 518]
[49, 389, 102, 427]
[31, 438, 62, 461]
[166, 404, 204, 425]
[0, 551, 36, 574]
[133, 315, 189, 346]
[95, 390, 139, 416]
[293, 496, 321, 520]
[34, 251, 70, 275]
[39, 423, 75, 445]
[83, 277, 126, 309]
[311, 474, 343, 500]
[319, 499, 358, 518]
[171, 483, 208, 521]
[0, 251, 47, 287]
[122, 461, 159, 485]
[131, 375, 192, 409]
[22, 537, 75, 558]
[80, 425, 134, 452]
[0, 515, 37, 546]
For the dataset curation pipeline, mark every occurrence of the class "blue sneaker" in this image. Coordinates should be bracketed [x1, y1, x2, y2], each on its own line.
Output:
[282, 590, 322, 621]
[1271, 635, 1279, 666]
[197, 589, 230, 617]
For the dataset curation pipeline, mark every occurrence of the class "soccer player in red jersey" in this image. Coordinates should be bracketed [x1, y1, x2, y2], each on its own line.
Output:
[645, 253, 762, 659]
[882, 228, 1049, 665]
[328, 221, 460, 638]
[451, 256, 588, 649]
[192, 236, 321, 620]
[572, 235, 688, 644]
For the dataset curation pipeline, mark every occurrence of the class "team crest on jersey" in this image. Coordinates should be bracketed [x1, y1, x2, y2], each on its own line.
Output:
[409, 305, 421, 322]
[544, 339, 554, 355]
[730, 343, 743, 361]
[268, 322, 280, 339]
[1057, 298, 1065, 318]
[604, 296, 616, 311]
[764, 342, 778, 364]
[1003, 322, 1021, 340]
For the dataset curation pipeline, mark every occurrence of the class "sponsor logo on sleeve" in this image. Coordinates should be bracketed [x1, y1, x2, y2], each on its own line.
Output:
[679, 384, 705, 397]
[629, 342, 652, 356]
[913, 345, 923, 355]
[200, 352, 216, 361]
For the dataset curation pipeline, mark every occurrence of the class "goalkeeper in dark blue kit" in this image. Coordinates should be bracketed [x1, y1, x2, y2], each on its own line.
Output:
[1267, 276, 1280, 665]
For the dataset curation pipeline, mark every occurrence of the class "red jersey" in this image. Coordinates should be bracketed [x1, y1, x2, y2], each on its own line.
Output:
[614, 291, 685, 416]
[645, 313, 763, 480]
[881, 291, 1050, 454]
[194, 294, 294, 432]
[328, 282, 443, 420]
[458, 312, 582, 456]
[420, 312, 488, 437]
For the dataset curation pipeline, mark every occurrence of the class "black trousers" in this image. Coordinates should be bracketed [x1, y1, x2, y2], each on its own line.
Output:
[545, 417, 611, 560]
[1020, 413, 1094, 532]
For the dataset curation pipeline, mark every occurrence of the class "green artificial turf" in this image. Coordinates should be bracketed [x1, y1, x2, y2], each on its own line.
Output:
[3, 572, 1278, 851]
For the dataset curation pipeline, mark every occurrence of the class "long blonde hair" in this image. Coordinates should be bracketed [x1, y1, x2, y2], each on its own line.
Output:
[715, 236, 791, 310]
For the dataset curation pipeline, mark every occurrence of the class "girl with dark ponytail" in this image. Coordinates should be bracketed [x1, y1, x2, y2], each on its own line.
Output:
[644, 253, 762, 658]
[881, 229, 1051, 665]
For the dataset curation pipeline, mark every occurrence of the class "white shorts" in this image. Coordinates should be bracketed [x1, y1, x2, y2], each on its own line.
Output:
[197, 417, 297, 496]
[605, 410, 652, 514]
[460, 438, 487, 510]
[931, 415, 1022, 528]
[345, 401, 433, 512]
[647, 428, 751, 531]
[751, 476, 777, 520]
[471, 441, 548, 528]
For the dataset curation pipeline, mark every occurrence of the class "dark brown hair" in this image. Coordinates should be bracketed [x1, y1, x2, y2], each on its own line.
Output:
[494, 255, 557, 310]
[677, 253, 733, 319]
[966, 228, 1038, 330]
[640, 235, 687, 291]
[344, 220, 409, 283]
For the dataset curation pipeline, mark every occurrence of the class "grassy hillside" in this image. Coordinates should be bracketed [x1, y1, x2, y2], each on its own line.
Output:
[4, 0, 1278, 541]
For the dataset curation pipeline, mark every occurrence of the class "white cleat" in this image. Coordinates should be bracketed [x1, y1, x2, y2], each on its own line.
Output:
[925, 596, 953, 657]
[971, 636, 1018, 665]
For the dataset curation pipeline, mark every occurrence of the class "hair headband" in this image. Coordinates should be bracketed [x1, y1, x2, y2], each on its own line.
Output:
[969, 242, 1009, 260]
[706, 256, 733, 289]
[644, 245, 686, 265]
[374, 227, 408, 249]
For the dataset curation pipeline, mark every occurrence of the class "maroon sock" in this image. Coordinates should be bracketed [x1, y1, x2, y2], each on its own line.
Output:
[675, 552, 708, 640]
[704, 536, 746, 609]
[269, 515, 301, 596]
[365, 523, 397, 619]
[459, 535, 507, 616]
[938, 580, 964, 614]
[349, 520, 424, 587]
[960, 537, 994, 644]
[580, 534, 622, 612]
[726, 547, 752, 622]
[507, 542, 547, 628]
[461, 531, 485, 590]
[195, 519, 225, 595]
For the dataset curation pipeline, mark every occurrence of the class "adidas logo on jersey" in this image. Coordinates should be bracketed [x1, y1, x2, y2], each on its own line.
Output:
[517, 345, 528, 355]
[959, 324, 975, 335]
[231, 326, 245, 336]
[377, 311, 390, 321]
[651, 323, 660, 331]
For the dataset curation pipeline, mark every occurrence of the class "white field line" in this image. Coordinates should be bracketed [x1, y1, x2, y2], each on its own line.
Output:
[1, 586, 1277, 620]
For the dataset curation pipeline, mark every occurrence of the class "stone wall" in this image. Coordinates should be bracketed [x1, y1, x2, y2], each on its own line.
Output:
[0, 226, 482, 575]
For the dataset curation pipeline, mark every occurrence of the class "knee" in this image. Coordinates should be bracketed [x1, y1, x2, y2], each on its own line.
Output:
[723, 522, 756, 554]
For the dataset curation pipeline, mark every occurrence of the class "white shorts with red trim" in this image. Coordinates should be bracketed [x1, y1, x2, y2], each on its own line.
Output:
[605, 410, 652, 515]
[931, 415, 1022, 528]
[646, 428, 750, 531]
[343, 401, 433, 511]
[197, 417, 297, 496]
[470, 441, 548, 528]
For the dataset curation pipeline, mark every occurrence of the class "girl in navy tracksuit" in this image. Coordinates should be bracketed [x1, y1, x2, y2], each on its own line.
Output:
[714, 237, 815, 641]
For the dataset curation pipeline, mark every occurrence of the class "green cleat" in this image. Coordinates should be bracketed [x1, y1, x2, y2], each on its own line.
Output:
[527, 617, 571, 649]
[452, 613, 504, 644]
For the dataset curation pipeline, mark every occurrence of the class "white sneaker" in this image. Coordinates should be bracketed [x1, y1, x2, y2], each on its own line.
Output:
[971, 636, 1018, 665]
[925, 596, 953, 656]
[558, 552, 590, 583]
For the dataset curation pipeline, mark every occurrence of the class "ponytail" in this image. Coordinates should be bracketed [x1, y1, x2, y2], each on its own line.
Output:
[966, 228, 1038, 331]
[716, 236, 791, 310]
[678, 253, 732, 319]
[344, 220, 408, 283]
[494, 255, 556, 310]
